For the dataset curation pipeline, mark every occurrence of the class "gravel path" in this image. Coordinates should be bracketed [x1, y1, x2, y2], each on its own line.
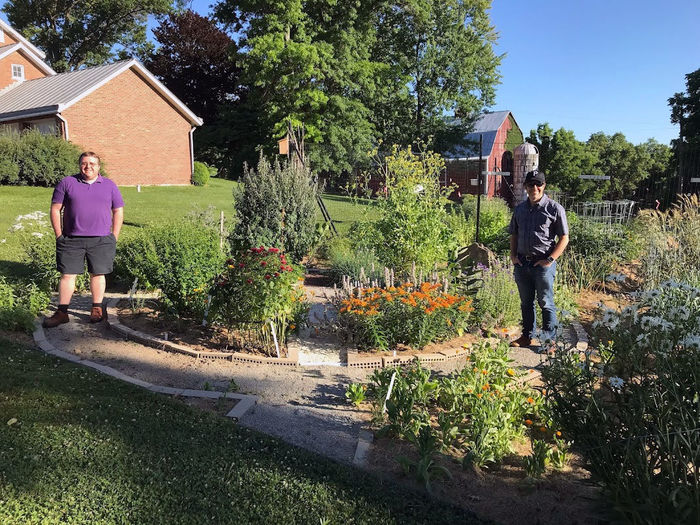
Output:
[38, 292, 582, 465]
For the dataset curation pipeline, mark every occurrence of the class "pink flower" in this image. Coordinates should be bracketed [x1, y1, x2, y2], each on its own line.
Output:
[265, 274, 271, 280]
[274, 272, 280, 277]
[261, 261, 267, 267]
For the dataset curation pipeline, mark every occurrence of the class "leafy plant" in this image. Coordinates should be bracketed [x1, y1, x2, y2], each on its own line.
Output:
[351, 144, 459, 272]
[461, 195, 511, 253]
[0, 277, 50, 333]
[398, 425, 452, 494]
[548, 433, 571, 470]
[524, 439, 549, 479]
[473, 258, 520, 331]
[345, 383, 367, 406]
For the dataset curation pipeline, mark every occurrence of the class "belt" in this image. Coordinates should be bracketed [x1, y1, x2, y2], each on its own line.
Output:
[519, 254, 546, 262]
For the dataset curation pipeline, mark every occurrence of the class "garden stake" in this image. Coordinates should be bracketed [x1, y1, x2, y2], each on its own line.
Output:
[201, 294, 212, 327]
[382, 371, 397, 414]
[128, 277, 138, 306]
[269, 319, 280, 358]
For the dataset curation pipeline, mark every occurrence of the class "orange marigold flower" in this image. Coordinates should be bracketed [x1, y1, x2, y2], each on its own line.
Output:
[556, 431, 562, 437]
[476, 393, 483, 398]
[481, 369, 488, 375]
[525, 419, 533, 426]
[527, 397, 535, 404]
[539, 427, 547, 433]
[289, 324, 296, 330]
[482, 384, 490, 391]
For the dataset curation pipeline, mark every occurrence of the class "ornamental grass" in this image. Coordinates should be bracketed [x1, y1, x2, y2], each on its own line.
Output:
[337, 281, 474, 350]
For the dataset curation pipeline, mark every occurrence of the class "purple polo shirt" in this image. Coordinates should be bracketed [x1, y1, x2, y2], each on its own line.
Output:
[51, 175, 125, 236]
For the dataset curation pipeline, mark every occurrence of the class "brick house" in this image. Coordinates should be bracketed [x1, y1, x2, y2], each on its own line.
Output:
[443, 111, 523, 201]
[0, 19, 202, 185]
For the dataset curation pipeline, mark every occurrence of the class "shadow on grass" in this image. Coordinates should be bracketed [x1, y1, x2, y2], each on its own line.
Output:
[0, 338, 486, 524]
[0, 260, 34, 281]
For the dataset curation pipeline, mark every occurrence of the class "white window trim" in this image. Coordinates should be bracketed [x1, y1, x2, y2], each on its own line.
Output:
[0, 28, 5, 43]
[11, 64, 25, 81]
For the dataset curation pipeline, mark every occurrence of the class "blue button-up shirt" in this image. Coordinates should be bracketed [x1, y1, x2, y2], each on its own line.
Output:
[508, 194, 568, 258]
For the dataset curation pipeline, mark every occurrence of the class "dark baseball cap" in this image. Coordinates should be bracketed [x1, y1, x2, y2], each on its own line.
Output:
[525, 170, 545, 185]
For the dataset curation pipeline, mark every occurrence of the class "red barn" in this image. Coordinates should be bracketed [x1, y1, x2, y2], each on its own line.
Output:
[443, 111, 523, 200]
[0, 19, 202, 186]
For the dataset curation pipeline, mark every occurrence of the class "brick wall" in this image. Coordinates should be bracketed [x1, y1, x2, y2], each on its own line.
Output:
[62, 67, 193, 186]
[0, 51, 47, 89]
[1, 29, 18, 45]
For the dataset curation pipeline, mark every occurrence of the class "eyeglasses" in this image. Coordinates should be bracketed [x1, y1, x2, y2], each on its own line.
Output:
[525, 182, 544, 188]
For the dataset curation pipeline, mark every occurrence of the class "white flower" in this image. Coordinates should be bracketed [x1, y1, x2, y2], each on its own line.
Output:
[608, 376, 624, 390]
[680, 334, 700, 350]
[0, 239, 5, 243]
[31, 232, 44, 238]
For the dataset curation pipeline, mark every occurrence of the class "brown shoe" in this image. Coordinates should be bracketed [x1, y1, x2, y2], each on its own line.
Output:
[509, 335, 532, 348]
[43, 310, 69, 328]
[89, 306, 107, 323]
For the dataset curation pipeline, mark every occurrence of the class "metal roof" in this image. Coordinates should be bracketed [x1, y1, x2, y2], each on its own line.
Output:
[0, 59, 203, 126]
[444, 110, 511, 159]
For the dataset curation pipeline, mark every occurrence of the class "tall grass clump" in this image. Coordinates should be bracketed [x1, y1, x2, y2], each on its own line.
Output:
[635, 194, 700, 288]
[460, 195, 511, 253]
[0, 277, 50, 333]
[473, 259, 520, 331]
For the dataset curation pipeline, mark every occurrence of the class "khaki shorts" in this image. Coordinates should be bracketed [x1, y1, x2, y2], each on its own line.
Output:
[56, 234, 117, 275]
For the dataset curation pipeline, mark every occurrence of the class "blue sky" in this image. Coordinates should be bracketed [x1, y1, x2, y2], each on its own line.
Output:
[4, 1, 698, 145]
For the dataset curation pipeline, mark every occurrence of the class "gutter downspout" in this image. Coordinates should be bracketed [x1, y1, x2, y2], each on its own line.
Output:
[56, 113, 69, 140]
[188, 127, 195, 181]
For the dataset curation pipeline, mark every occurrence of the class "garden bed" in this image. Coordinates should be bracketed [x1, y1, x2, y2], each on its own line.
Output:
[365, 436, 605, 525]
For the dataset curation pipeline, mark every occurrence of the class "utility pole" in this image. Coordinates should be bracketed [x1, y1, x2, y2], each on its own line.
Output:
[475, 134, 483, 244]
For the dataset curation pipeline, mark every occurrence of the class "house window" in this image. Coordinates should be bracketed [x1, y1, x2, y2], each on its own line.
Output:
[11, 64, 24, 81]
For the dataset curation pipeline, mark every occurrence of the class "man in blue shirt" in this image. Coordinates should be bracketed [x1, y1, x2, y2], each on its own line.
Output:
[508, 170, 569, 349]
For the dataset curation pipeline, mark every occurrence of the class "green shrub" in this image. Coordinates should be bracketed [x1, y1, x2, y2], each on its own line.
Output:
[542, 281, 700, 523]
[231, 155, 318, 262]
[0, 277, 50, 333]
[0, 129, 85, 186]
[461, 195, 511, 253]
[115, 220, 224, 319]
[351, 145, 458, 272]
[192, 161, 211, 186]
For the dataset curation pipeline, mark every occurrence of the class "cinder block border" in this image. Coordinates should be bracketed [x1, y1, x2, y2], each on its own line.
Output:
[106, 297, 299, 367]
[32, 318, 258, 420]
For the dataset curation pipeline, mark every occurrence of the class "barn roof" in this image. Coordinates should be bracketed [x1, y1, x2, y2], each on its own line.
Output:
[0, 59, 203, 126]
[444, 110, 512, 159]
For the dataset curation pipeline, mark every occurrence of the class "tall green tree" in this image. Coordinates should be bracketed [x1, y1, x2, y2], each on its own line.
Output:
[588, 132, 650, 200]
[3, 0, 173, 72]
[214, 0, 501, 179]
[545, 128, 599, 201]
[669, 67, 700, 146]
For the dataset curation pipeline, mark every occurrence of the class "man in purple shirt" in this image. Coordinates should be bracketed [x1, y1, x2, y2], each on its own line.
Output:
[508, 170, 569, 350]
[42, 152, 124, 328]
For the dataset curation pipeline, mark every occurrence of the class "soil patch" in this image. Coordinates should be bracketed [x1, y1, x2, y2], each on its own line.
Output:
[367, 435, 606, 525]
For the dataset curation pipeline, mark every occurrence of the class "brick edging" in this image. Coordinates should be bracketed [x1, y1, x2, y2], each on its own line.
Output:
[106, 297, 299, 366]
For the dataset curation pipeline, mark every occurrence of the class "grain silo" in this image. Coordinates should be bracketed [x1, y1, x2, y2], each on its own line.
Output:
[513, 143, 539, 203]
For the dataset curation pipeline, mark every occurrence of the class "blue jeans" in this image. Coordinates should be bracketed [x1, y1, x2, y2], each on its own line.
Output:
[513, 260, 557, 341]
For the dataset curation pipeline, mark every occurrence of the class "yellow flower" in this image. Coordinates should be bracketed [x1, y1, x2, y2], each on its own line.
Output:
[506, 368, 515, 377]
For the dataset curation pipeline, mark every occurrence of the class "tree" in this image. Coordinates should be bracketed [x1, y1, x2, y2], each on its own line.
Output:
[588, 132, 650, 201]
[371, 0, 502, 147]
[527, 123, 554, 174]
[3, 0, 173, 72]
[146, 10, 252, 175]
[214, 0, 502, 179]
[669, 68, 700, 146]
[147, 10, 241, 125]
[546, 128, 600, 201]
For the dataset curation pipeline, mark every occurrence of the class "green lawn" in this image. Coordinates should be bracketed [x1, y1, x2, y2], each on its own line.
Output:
[0, 180, 372, 279]
[0, 338, 480, 524]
